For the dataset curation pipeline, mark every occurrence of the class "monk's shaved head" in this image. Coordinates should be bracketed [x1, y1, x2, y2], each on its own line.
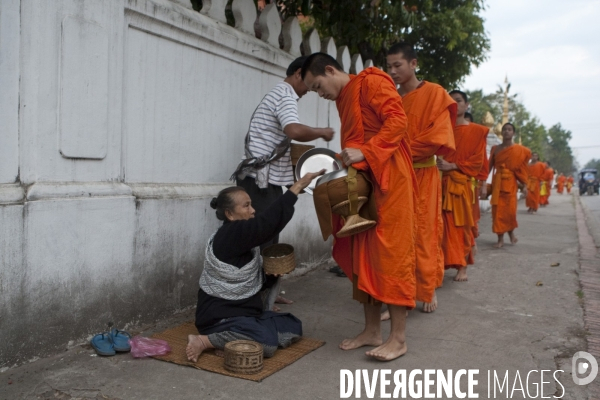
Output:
[387, 42, 418, 61]
[301, 53, 343, 80]
[449, 90, 468, 103]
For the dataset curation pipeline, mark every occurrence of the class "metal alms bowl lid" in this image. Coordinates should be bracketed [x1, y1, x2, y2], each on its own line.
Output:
[316, 168, 349, 187]
[295, 147, 343, 195]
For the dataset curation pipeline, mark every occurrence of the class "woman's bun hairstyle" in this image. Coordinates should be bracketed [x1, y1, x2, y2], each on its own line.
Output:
[212, 187, 246, 221]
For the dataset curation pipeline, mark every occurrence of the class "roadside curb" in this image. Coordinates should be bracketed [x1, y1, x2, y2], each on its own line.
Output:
[574, 193, 600, 397]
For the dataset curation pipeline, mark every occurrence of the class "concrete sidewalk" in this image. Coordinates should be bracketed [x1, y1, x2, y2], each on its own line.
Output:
[1, 192, 592, 399]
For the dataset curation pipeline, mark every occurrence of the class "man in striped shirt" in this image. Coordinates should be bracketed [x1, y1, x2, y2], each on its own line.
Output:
[235, 56, 334, 244]
[233, 56, 334, 308]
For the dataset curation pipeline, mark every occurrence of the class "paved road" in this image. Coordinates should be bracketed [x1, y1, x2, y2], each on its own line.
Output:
[579, 190, 600, 246]
[1, 191, 592, 399]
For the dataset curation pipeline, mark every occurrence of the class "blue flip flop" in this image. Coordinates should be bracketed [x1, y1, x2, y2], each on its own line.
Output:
[109, 328, 132, 352]
[90, 333, 115, 356]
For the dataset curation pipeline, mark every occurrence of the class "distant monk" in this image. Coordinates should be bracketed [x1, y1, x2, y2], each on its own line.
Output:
[385, 42, 456, 314]
[557, 173, 566, 194]
[567, 175, 574, 194]
[526, 152, 546, 214]
[540, 163, 554, 206]
[302, 53, 418, 361]
[489, 123, 531, 248]
[437, 90, 487, 282]
[473, 147, 490, 239]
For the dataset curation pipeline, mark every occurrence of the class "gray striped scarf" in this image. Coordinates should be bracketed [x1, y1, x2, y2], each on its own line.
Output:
[199, 233, 264, 300]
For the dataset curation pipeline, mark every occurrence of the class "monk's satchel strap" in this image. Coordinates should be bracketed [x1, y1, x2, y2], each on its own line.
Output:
[412, 156, 436, 169]
[230, 96, 291, 188]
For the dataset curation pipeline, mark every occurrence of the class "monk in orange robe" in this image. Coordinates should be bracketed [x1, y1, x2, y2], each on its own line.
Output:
[557, 173, 566, 194]
[489, 123, 531, 248]
[567, 175, 574, 193]
[472, 150, 490, 239]
[302, 53, 417, 361]
[437, 91, 488, 282]
[385, 42, 456, 314]
[526, 153, 546, 213]
[540, 164, 554, 206]
[448, 91, 489, 274]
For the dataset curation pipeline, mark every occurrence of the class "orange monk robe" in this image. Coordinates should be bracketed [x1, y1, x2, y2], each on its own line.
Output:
[471, 125, 490, 239]
[539, 167, 552, 205]
[557, 175, 566, 194]
[540, 168, 555, 205]
[490, 145, 531, 234]
[442, 124, 487, 269]
[567, 176, 574, 193]
[332, 67, 418, 308]
[402, 81, 456, 302]
[526, 161, 547, 211]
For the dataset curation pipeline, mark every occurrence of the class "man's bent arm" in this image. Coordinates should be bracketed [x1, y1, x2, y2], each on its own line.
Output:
[284, 123, 334, 142]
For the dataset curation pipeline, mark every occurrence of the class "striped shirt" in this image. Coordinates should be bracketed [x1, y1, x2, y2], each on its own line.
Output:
[245, 82, 300, 186]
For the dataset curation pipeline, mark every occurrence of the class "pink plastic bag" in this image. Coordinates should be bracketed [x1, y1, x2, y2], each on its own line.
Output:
[129, 336, 172, 358]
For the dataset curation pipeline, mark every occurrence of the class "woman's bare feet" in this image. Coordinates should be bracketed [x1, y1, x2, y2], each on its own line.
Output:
[366, 338, 407, 361]
[186, 335, 213, 362]
[422, 292, 438, 313]
[453, 267, 468, 282]
[275, 295, 293, 304]
[339, 329, 382, 350]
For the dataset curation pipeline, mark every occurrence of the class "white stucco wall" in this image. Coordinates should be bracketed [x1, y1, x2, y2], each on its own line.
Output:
[0, 0, 361, 366]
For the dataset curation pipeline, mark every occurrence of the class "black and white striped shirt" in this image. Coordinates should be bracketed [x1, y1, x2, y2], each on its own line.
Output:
[245, 82, 300, 186]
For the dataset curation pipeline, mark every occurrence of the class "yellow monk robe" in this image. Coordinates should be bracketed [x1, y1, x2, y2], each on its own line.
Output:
[526, 161, 547, 211]
[471, 125, 490, 239]
[442, 124, 487, 269]
[557, 175, 566, 194]
[490, 145, 531, 234]
[402, 81, 456, 302]
[567, 176, 574, 193]
[332, 68, 418, 308]
[539, 166, 551, 205]
[540, 168, 554, 205]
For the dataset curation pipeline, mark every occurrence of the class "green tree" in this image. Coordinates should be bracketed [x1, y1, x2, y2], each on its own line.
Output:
[584, 159, 600, 171]
[546, 123, 576, 174]
[277, 0, 490, 88]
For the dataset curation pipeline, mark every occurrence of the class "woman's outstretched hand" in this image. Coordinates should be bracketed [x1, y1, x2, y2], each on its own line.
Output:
[289, 169, 326, 195]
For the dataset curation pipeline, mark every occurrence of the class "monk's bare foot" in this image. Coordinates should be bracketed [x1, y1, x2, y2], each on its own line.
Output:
[422, 292, 438, 313]
[380, 310, 390, 321]
[275, 295, 293, 304]
[366, 338, 407, 361]
[472, 243, 478, 257]
[494, 235, 504, 248]
[339, 330, 382, 350]
[453, 267, 468, 282]
[508, 232, 518, 245]
[186, 335, 208, 362]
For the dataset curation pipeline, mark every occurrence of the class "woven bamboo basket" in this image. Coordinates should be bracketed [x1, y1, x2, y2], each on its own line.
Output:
[224, 340, 264, 374]
[290, 143, 315, 166]
[262, 243, 296, 275]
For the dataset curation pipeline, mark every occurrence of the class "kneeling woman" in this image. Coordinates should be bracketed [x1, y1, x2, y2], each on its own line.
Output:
[186, 170, 324, 362]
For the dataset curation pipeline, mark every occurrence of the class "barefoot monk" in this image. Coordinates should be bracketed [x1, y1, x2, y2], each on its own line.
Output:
[437, 90, 488, 282]
[385, 42, 456, 314]
[526, 152, 546, 213]
[489, 123, 531, 248]
[302, 53, 418, 361]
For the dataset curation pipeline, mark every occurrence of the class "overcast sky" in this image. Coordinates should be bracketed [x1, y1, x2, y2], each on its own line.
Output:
[463, 0, 600, 168]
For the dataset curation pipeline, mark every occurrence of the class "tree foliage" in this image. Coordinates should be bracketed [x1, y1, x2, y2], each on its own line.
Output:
[466, 88, 577, 174]
[276, 0, 490, 88]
